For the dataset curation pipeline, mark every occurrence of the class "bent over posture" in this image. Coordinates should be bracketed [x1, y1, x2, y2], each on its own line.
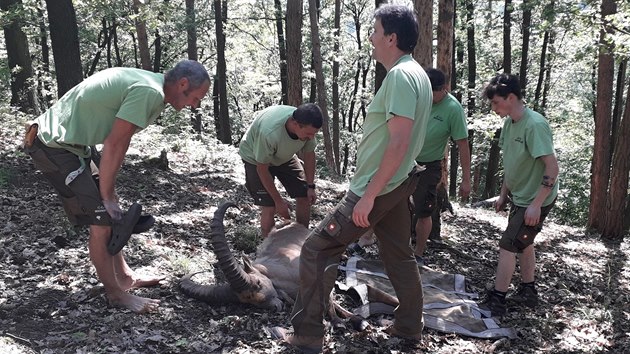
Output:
[272, 4, 432, 352]
[239, 104, 322, 238]
[24, 60, 210, 313]
[478, 73, 559, 317]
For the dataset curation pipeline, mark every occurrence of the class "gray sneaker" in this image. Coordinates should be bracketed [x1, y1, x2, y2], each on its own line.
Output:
[478, 290, 507, 317]
[509, 285, 538, 308]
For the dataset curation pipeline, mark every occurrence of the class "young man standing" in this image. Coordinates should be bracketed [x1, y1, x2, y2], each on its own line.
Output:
[239, 103, 322, 238]
[272, 4, 432, 352]
[24, 60, 211, 313]
[479, 73, 559, 317]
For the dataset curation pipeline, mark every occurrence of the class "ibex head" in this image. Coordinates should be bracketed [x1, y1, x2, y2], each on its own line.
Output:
[179, 202, 284, 311]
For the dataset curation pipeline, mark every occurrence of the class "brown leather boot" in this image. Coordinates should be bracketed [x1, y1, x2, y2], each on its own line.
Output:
[385, 325, 422, 341]
[269, 326, 323, 354]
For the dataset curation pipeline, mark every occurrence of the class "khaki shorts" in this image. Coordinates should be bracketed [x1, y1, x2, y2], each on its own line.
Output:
[243, 155, 308, 207]
[26, 137, 110, 226]
[499, 199, 556, 253]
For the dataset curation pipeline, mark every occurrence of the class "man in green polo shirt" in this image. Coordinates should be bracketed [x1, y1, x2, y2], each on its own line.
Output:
[24, 60, 210, 313]
[271, 4, 432, 352]
[478, 73, 559, 317]
[239, 103, 322, 238]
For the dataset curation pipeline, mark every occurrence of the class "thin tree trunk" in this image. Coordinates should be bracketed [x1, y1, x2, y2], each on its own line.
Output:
[44, 0, 82, 97]
[186, 0, 198, 61]
[610, 59, 627, 160]
[286, 0, 303, 106]
[308, 0, 334, 171]
[602, 80, 630, 238]
[519, 0, 531, 98]
[132, 0, 151, 71]
[214, 0, 232, 144]
[502, 0, 512, 73]
[331, 0, 341, 170]
[483, 128, 501, 199]
[534, 30, 549, 110]
[1, 0, 40, 113]
[414, 0, 432, 67]
[274, 0, 288, 104]
[374, 0, 387, 92]
[588, 0, 617, 230]
[36, 1, 52, 105]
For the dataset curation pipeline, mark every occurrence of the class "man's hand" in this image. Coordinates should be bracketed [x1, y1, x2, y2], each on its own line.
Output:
[352, 196, 374, 228]
[103, 200, 123, 220]
[524, 204, 542, 226]
[459, 180, 471, 200]
[274, 198, 291, 220]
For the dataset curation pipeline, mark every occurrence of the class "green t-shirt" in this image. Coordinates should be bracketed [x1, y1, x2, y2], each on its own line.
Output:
[499, 107, 559, 207]
[416, 93, 468, 162]
[349, 55, 432, 197]
[239, 105, 317, 166]
[36, 67, 165, 157]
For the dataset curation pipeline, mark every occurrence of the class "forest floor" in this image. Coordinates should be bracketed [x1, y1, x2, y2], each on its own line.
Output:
[1, 112, 629, 354]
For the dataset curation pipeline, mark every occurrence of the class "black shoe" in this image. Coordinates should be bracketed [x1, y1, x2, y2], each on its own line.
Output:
[346, 243, 366, 258]
[133, 214, 155, 234]
[509, 285, 538, 308]
[108, 203, 142, 255]
[479, 290, 507, 317]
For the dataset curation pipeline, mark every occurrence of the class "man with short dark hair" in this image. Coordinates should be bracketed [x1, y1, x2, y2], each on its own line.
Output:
[271, 4, 432, 352]
[479, 73, 559, 317]
[239, 103, 323, 237]
[24, 59, 210, 313]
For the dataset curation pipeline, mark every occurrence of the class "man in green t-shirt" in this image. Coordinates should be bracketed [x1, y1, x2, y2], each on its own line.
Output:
[239, 103, 323, 238]
[478, 73, 559, 317]
[347, 68, 471, 265]
[23, 60, 210, 313]
[271, 4, 431, 352]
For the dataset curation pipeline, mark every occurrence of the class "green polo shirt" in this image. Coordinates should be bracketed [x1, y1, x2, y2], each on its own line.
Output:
[499, 107, 558, 207]
[36, 67, 165, 157]
[416, 93, 468, 163]
[349, 55, 432, 196]
[239, 105, 317, 166]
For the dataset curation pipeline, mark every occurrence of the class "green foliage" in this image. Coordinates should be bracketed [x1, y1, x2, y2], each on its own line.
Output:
[230, 224, 260, 254]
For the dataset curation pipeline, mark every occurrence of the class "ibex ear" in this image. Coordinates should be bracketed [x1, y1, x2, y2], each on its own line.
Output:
[242, 256, 255, 272]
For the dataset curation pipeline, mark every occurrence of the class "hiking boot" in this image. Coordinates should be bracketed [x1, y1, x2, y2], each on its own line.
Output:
[509, 285, 539, 308]
[269, 327, 323, 354]
[346, 242, 366, 258]
[478, 290, 507, 317]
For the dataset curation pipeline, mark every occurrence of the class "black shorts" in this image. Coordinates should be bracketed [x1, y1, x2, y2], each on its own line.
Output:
[26, 137, 110, 226]
[243, 155, 308, 207]
[412, 161, 442, 218]
[499, 199, 556, 253]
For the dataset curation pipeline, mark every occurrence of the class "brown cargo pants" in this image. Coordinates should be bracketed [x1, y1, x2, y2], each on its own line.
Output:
[290, 166, 424, 338]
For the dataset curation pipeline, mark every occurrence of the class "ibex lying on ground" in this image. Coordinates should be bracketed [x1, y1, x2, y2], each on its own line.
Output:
[179, 201, 305, 311]
[179, 202, 386, 330]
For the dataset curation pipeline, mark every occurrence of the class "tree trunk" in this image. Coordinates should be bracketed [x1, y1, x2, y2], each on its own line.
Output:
[331, 0, 341, 170]
[153, 29, 162, 72]
[186, 0, 198, 61]
[519, 0, 531, 98]
[374, 0, 387, 92]
[273, 0, 288, 105]
[1, 0, 41, 114]
[602, 80, 630, 239]
[588, 0, 617, 230]
[286, 0, 303, 106]
[36, 2, 52, 105]
[413, 0, 432, 67]
[540, 30, 555, 115]
[534, 30, 549, 111]
[502, 0, 512, 73]
[214, 0, 232, 144]
[44, 0, 83, 97]
[437, 0, 454, 79]
[483, 128, 501, 199]
[132, 0, 151, 71]
[308, 0, 334, 171]
[610, 59, 627, 160]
